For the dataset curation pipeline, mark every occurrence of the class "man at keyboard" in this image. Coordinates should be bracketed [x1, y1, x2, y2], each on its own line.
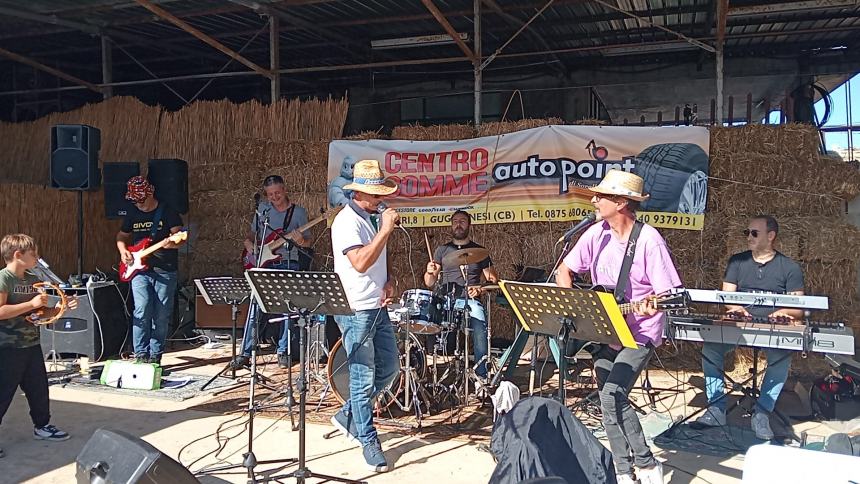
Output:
[695, 215, 804, 440]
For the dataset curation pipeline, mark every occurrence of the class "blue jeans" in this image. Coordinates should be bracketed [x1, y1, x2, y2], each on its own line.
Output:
[130, 269, 178, 360]
[453, 298, 488, 378]
[240, 260, 299, 357]
[334, 308, 400, 446]
[702, 342, 792, 413]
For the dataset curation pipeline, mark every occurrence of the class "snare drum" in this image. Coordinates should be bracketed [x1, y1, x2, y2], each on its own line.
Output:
[400, 289, 444, 335]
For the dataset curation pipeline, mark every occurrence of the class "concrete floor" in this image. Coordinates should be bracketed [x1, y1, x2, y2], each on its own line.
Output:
[0, 344, 846, 483]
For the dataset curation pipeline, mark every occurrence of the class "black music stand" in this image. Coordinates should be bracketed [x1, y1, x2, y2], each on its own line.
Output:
[245, 268, 363, 484]
[499, 281, 637, 402]
[195, 277, 251, 391]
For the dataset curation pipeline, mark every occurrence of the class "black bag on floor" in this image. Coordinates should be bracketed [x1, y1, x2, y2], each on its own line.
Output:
[489, 396, 616, 484]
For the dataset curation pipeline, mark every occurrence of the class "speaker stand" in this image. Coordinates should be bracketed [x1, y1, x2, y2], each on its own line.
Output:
[76, 190, 84, 279]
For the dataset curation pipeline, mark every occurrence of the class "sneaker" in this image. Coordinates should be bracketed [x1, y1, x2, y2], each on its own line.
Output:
[229, 355, 250, 370]
[330, 409, 360, 446]
[150, 355, 162, 366]
[616, 473, 638, 484]
[362, 439, 389, 473]
[133, 354, 149, 364]
[751, 411, 774, 440]
[693, 407, 727, 427]
[638, 461, 664, 484]
[34, 424, 70, 442]
[277, 353, 290, 369]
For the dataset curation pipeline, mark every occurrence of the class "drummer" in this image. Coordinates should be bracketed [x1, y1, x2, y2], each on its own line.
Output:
[424, 210, 498, 379]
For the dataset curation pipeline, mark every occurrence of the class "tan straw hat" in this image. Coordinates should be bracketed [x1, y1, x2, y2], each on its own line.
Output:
[588, 169, 650, 201]
[343, 159, 398, 195]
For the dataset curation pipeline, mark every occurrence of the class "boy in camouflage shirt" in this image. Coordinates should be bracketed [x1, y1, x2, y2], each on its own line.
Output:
[0, 234, 71, 458]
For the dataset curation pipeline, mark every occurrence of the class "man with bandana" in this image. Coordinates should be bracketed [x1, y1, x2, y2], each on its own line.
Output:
[116, 176, 185, 365]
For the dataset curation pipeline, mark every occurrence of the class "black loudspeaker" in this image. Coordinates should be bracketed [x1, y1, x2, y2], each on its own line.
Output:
[147, 159, 188, 214]
[76, 428, 199, 484]
[50, 124, 101, 190]
[40, 282, 128, 362]
[103, 162, 141, 219]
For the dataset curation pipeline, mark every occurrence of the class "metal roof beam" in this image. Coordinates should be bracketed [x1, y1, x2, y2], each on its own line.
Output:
[420, 0, 476, 61]
[132, 0, 273, 79]
[0, 6, 104, 35]
[588, 0, 716, 53]
[0, 46, 103, 94]
[481, 0, 566, 74]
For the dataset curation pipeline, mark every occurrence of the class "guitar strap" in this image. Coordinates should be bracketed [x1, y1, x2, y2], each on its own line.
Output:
[149, 204, 165, 239]
[613, 220, 644, 304]
[282, 204, 296, 232]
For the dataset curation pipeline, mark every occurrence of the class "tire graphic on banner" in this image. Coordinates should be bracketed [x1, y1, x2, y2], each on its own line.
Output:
[633, 143, 709, 214]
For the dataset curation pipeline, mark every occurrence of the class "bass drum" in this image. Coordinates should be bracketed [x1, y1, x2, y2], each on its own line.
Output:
[327, 332, 426, 410]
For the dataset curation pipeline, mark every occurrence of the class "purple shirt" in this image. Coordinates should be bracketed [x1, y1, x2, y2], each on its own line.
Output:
[562, 221, 682, 347]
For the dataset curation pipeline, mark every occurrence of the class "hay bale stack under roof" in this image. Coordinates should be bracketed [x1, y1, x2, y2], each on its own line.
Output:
[710, 123, 821, 160]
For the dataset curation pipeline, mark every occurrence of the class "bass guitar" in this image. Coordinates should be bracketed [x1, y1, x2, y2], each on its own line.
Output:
[119, 231, 188, 282]
[242, 206, 342, 269]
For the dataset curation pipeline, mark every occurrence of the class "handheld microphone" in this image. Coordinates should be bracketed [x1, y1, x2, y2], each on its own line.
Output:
[557, 212, 602, 243]
[376, 202, 401, 226]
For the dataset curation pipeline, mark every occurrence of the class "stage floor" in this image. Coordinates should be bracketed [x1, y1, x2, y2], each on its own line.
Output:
[2, 341, 850, 483]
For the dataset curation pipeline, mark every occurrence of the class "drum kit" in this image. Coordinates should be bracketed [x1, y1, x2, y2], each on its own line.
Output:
[321, 247, 499, 426]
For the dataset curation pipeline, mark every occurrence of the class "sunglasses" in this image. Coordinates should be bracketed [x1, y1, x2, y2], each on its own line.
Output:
[743, 229, 760, 238]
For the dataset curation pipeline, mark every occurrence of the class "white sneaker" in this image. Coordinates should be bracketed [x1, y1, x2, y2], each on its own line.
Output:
[616, 473, 638, 484]
[751, 411, 774, 440]
[638, 461, 664, 484]
[694, 407, 727, 427]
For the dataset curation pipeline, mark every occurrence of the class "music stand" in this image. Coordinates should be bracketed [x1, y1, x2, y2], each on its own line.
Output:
[195, 277, 251, 391]
[499, 281, 637, 401]
[245, 268, 363, 484]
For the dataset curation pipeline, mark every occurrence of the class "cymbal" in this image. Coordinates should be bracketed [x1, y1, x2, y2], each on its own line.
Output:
[442, 247, 489, 267]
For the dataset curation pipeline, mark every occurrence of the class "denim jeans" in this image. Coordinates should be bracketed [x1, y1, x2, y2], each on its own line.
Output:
[130, 268, 178, 360]
[240, 260, 300, 357]
[334, 308, 400, 446]
[594, 344, 656, 476]
[702, 342, 791, 413]
[453, 298, 488, 378]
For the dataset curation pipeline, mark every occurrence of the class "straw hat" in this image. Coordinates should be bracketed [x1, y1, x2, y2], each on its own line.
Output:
[343, 159, 398, 195]
[588, 169, 650, 201]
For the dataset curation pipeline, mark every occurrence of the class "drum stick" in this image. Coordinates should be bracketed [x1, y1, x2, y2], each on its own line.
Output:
[424, 233, 433, 261]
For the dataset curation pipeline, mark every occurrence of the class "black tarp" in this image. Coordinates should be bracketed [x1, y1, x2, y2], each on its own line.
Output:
[489, 396, 616, 484]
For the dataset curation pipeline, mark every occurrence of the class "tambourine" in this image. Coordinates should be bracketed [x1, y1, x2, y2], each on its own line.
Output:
[26, 281, 68, 326]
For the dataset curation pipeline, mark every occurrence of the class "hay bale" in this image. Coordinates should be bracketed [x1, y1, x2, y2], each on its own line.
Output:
[391, 123, 475, 141]
[707, 182, 845, 217]
[710, 123, 820, 161]
[476, 118, 564, 137]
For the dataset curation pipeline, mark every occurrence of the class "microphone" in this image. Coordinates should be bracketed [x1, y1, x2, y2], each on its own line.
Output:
[376, 202, 401, 226]
[558, 212, 602, 243]
[253, 193, 261, 208]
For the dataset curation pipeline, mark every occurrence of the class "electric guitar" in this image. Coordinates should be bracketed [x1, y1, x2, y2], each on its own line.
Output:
[242, 206, 342, 269]
[119, 231, 188, 282]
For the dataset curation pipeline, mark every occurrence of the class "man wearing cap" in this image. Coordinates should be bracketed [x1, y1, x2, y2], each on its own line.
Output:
[116, 176, 185, 366]
[556, 169, 681, 484]
[328, 159, 400, 473]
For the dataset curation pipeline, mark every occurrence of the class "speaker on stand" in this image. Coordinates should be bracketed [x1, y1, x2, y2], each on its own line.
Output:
[50, 124, 101, 278]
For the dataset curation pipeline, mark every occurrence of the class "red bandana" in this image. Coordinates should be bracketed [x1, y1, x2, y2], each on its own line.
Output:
[125, 176, 154, 203]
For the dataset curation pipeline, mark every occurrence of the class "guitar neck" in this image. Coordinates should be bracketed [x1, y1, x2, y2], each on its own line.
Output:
[266, 212, 330, 249]
[138, 237, 173, 257]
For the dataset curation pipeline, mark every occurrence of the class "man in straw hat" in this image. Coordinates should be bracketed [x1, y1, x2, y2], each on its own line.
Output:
[116, 176, 185, 367]
[556, 169, 681, 484]
[328, 159, 400, 472]
[694, 215, 803, 441]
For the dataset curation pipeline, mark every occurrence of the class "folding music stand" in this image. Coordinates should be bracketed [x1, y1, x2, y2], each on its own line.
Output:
[195, 277, 252, 391]
[245, 268, 362, 484]
[499, 281, 637, 401]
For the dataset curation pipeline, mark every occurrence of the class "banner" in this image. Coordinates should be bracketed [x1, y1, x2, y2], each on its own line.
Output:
[327, 125, 710, 230]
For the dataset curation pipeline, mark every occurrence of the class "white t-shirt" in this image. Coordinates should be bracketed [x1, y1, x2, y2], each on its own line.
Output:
[331, 202, 387, 311]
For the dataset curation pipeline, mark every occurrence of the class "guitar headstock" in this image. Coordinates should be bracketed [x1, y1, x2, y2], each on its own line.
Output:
[325, 205, 345, 224]
[652, 288, 689, 313]
[169, 231, 189, 243]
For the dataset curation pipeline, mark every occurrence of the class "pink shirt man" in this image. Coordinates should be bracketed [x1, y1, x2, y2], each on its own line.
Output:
[562, 220, 682, 347]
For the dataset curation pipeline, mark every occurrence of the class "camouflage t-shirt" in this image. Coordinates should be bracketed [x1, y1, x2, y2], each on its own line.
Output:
[0, 268, 41, 349]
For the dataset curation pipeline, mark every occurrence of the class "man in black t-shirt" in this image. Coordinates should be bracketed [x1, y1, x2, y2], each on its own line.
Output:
[116, 176, 185, 365]
[695, 215, 804, 440]
[424, 210, 498, 379]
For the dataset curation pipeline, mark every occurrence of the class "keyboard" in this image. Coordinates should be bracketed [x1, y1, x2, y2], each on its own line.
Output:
[684, 289, 829, 311]
[667, 313, 855, 355]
